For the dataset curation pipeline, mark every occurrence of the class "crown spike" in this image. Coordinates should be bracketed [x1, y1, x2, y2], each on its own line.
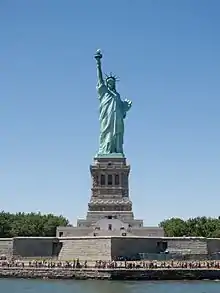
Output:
[105, 72, 120, 82]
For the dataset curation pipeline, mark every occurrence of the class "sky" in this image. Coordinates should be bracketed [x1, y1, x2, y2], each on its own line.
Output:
[0, 0, 220, 226]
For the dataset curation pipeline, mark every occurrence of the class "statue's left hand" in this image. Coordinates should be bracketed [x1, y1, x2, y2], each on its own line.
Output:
[124, 99, 132, 107]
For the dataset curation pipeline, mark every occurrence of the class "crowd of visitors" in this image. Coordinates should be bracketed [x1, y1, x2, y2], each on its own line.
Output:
[1, 257, 220, 270]
[0, 258, 84, 269]
[94, 260, 220, 269]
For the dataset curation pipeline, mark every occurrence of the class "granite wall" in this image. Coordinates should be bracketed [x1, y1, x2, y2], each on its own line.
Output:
[131, 228, 164, 237]
[111, 237, 209, 259]
[207, 238, 220, 255]
[56, 226, 93, 237]
[13, 237, 59, 258]
[2, 267, 220, 280]
[111, 237, 160, 258]
[0, 238, 13, 257]
[166, 237, 208, 254]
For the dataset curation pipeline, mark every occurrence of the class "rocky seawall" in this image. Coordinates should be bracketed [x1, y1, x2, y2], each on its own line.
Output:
[1, 267, 220, 280]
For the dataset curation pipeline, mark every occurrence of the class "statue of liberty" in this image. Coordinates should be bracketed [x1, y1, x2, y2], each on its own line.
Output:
[94, 49, 132, 157]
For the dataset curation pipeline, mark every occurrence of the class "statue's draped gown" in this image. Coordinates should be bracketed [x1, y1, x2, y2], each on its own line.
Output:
[97, 83, 130, 155]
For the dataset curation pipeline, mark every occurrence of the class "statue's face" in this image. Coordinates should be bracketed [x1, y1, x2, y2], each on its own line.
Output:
[107, 79, 116, 90]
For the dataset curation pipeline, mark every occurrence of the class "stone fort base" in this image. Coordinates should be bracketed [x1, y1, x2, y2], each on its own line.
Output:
[1, 236, 219, 262]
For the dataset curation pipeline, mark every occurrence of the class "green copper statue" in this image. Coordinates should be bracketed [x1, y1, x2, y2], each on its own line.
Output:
[94, 49, 132, 157]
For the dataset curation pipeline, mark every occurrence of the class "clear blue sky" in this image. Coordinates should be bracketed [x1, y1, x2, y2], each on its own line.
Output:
[1, 1, 220, 226]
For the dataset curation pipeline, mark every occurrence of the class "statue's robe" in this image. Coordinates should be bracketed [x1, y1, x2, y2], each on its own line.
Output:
[97, 83, 130, 155]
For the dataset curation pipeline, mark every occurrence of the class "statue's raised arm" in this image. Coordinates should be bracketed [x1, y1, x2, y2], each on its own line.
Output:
[94, 49, 104, 86]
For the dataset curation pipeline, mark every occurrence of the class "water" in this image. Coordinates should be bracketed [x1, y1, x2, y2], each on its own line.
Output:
[1, 279, 220, 293]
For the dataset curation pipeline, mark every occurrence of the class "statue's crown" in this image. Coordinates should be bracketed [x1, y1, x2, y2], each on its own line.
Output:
[105, 72, 119, 82]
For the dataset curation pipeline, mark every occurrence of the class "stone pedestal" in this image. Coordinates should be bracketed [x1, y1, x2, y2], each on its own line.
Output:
[76, 156, 144, 229]
[57, 155, 164, 238]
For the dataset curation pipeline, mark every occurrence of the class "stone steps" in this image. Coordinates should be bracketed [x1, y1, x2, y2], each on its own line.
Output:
[168, 240, 208, 254]
[58, 238, 111, 262]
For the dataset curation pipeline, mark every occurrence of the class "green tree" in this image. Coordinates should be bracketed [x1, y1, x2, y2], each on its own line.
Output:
[0, 212, 13, 237]
[159, 216, 220, 238]
[0, 211, 69, 237]
[159, 218, 187, 237]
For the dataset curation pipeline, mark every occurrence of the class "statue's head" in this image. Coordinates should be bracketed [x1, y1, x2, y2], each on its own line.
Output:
[105, 73, 119, 91]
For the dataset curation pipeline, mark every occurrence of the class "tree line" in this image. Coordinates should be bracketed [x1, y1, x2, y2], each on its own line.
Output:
[1, 213, 220, 238]
[160, 217, 220, 238]
[0, 212, 69, 238]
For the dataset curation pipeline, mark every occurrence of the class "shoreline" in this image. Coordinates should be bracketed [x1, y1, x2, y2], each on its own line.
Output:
[1, 267, 220, 280]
